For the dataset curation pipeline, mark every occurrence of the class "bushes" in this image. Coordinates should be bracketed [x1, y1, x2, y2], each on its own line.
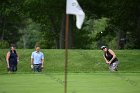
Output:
[0, 40, 9, 49]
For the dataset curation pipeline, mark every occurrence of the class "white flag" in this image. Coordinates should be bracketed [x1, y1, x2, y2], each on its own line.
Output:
[66, 0, 85, 29]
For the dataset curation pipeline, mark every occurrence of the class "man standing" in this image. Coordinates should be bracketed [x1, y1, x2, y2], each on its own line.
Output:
[31, 46, 44, 72]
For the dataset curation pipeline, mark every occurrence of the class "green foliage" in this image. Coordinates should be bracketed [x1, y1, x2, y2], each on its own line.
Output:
[39, 23, 57, 49]
[0, 40, 9, 49]
[0, 0, 26, 44]
[17, 20, 42, 48]
[124, 36, 136, 49]
[92, 17, 109, 38]
[0, 0, 140, 49]
[108, 37, 118, 49]
[83, 17, 109, 49]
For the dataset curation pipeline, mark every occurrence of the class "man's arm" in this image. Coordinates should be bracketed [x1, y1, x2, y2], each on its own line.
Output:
[41, 53, 44, 68]
[41, 59, 44, 68]
[31, 53, 34, 69]
[31, 58, 34, 65]
[31, 58, 34, 69]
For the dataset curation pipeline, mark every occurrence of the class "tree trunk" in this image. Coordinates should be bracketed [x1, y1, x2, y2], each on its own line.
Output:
[51, 27, 59, 49]
[59, 15, 65, 49]
[135, 12, 140, 48]
[48, 15, 60, 49]
[56, 37, 60, 49]
[1, 17, 5, 40]
[22, 35, 26, 49]
[116, 30, 121, 49]
[68, 15, 74, 49]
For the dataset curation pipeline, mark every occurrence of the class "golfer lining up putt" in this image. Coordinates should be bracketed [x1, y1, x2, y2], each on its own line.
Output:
[31, 46, 44, 72]
[101, 46, 119, 72]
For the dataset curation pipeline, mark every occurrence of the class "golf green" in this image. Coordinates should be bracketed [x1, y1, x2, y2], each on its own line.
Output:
[0, 73, 139, 93]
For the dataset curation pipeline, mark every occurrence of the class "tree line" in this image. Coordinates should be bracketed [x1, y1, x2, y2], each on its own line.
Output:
[0, 0, 140, 49]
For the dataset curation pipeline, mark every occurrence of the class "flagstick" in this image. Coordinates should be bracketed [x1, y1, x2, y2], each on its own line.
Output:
[65, 14, 69, 93]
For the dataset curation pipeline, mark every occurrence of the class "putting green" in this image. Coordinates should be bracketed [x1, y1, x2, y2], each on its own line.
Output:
[0, 73, 139, 93]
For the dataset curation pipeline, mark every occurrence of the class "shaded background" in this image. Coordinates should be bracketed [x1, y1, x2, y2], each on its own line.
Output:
[0, 0, 140, 49]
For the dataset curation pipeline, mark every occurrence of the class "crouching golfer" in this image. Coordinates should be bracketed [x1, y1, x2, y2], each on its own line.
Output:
[101, 46, 119, 72]
[31, 46, 44, 72]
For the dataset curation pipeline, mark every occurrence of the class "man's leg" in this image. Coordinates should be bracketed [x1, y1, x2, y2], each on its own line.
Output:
[33, 65, 38, 72]
[37, 64, 42, 72]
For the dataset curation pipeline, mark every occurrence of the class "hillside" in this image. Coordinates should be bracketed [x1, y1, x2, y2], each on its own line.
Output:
[0, 49, 140, 73]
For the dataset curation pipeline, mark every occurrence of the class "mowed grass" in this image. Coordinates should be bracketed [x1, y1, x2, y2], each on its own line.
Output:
[0, 73, 140, 93]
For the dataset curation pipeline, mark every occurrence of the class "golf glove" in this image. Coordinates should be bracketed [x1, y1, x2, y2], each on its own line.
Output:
[31, 65, 33, 69]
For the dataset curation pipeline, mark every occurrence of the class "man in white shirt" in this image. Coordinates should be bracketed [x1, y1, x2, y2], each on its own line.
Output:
[31, 46, 44, 72]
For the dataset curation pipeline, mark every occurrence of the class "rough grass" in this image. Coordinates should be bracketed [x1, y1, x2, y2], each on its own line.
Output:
[0, 49, 140, 73]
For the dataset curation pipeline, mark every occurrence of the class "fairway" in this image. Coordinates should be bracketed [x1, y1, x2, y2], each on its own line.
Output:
[0, 73, 140, 93]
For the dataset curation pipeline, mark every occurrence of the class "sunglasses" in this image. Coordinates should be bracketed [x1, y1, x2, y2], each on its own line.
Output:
[101, 47, 106, 50]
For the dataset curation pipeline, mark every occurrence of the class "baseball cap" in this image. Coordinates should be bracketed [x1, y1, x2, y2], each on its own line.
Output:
[101, 46, 107, 50]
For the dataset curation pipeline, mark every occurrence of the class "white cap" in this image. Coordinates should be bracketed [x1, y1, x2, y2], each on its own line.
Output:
[101, 46, 107, 50]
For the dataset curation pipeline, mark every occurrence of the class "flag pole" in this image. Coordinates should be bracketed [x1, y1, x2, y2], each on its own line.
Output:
[65, 14, 69, 93]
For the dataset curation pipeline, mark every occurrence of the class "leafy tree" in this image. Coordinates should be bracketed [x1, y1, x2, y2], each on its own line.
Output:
[81, 17, 109, 49]
[0, 0, 140, 49]
[17, 19, 41, 48]
[0, 0, 26, 46]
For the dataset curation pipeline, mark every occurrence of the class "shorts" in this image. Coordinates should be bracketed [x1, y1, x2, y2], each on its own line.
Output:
[109, 61, 119, 71]
[8, 65, 17, 72]
[8, 61, 17, 72]
[33, 64, 42, 72]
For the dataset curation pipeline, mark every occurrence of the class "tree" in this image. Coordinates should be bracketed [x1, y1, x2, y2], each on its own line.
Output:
[17, 19, 41, 48]
[1, 0, 140, 49]
[0, 0, 26, 46]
